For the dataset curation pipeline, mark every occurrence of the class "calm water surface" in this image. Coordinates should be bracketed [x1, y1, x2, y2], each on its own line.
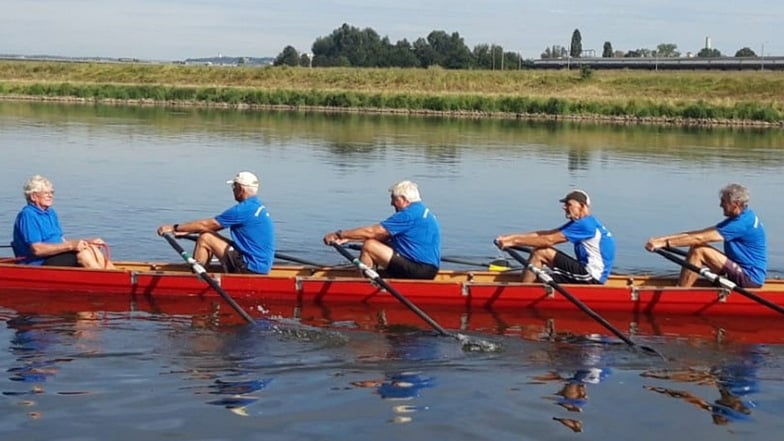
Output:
[1, 102, 784, 440]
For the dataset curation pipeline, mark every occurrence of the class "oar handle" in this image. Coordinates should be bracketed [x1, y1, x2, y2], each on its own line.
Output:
[161, 232, 254, 323]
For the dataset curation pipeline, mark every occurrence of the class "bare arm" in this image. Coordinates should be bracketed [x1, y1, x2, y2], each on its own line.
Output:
[495, 228, 566, 249]
[645, 226, 723, 251]
[29, 239, 85, 257]
[323, 224, 390, 245]
[157, 218, 222, 236]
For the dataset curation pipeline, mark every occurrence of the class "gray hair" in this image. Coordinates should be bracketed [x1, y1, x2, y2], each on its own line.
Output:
[23, 175, 53, 202]
[720, 183, 750, 206]
[389, 180, 421, 202]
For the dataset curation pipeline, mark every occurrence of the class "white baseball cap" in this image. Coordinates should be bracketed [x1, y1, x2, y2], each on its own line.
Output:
[226, 171, 259, 189]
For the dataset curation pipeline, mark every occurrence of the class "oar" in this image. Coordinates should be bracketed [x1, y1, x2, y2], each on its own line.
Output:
[498, 242, 661, 356]
[179, 233, 326, 267]
[655, 247, 784, 316]
[161, 232, 254, 324]
[441, 256, 519, 272]
[343, 244, 515, 272]
[330, 242, 497, 351]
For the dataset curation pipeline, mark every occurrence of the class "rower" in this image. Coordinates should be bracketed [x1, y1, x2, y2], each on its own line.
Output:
[495, 189, 615, 284]
[322, 180, 441, 280]
[157, 171, 275, 275]
[645, 183, 766, 288]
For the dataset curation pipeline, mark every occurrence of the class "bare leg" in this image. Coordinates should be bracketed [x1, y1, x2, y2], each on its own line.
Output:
[194, 232, 232, 268]
[524, 247, 557, 283]
[679, 245, 728, 287]
[360, 239, 394, 270]
[76, 247, 101, 268]
[76, 245, 115, 269]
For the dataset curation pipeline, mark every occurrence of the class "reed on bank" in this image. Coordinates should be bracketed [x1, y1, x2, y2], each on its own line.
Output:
[1, 61, 782, 124]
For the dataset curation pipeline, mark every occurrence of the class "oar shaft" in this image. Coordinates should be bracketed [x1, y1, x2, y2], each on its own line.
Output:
[503, 246, 638, 347]
[274, 252, 325, 267]
[162, 233, 254, 323]
[331, 243, 450, 337]
[656, 247, 784, 316]
[181, 233, 325, 267]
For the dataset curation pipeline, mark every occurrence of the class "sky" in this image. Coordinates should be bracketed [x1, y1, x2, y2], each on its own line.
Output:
[2, 0, 781, 60]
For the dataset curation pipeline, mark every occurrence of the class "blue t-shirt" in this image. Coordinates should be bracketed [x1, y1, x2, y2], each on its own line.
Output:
[215, 197, 275, 274]
[716, 208, 766, 285]
[559, 215, 615, 283]
[380, 201, 441, 267]
[12, 203, 66, 265]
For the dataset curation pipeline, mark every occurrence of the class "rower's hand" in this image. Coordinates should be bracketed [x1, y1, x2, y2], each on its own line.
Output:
[70, 239, 90, 252]
[494, 236, 510, 249]
[157, 225, 175, 236]
[323, 232, 347, 245]
[644, 238, 664, 251]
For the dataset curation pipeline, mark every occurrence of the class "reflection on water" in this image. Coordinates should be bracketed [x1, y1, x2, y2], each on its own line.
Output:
[529, 337, 616, 433]
[2, 312, 103, 421]
[0, 307, 782, 439]
[352, 372, 435, 424]
[641, 345, 765, 426]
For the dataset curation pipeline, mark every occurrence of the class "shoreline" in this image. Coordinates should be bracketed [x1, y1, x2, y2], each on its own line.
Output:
[2, 94, 781, 129]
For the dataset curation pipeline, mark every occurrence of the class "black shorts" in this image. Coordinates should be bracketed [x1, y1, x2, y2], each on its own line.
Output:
[549, 251, 599, 284]
[223, 247, 251, 274]
[42, 252, 79, 267]
[384, 253, 439, 280]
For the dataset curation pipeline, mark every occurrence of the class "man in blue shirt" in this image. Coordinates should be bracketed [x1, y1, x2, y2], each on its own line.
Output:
[645, 183, 766, 288]
[157, 171, 275, 274]
[323, 180, 441, 279]
[12, 175, 114, 269]
[496, 189, 615, 284]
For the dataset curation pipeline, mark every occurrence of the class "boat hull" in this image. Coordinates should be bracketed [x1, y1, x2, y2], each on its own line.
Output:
[2, 260, 784, 317]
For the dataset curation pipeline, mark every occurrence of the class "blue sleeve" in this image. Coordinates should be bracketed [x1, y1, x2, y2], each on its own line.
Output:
[16, 209, 44, 244]
[380, 210, 413, 236]
[215, 204, 245, 228]
[716, 216, 746, 241]
[559, 219, 593, 242]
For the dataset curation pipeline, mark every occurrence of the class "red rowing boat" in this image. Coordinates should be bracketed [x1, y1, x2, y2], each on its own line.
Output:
[2, 259, 784, 343]
[1, 259, 783, 316]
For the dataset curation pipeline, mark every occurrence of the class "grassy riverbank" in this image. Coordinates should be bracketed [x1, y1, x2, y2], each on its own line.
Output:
[1, 60, 783, 125]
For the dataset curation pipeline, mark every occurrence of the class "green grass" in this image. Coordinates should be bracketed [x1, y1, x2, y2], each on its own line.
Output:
[1, 61, 782, 124]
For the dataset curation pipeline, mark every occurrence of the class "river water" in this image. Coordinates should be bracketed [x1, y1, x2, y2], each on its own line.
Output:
[1, 102, 784, 440]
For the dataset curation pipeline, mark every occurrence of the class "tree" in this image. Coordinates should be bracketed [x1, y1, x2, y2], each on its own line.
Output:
[274, 45, 300, 66]
[541, 45, 567, 59]
[697, 47, 722, 58]
[570, 29, 582, 58]
[387, 39, 420, 67]
[412, 37, 439, 67]
[602, 41, 613, 58]
[473, 44, 493, 69]
[310, 23, 387, 67]
[656, 43, 680, 57]
[423, 30, 472, 69]
[735, 47, 757, 57]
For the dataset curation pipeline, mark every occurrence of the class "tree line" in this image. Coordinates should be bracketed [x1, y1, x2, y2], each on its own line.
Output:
[275, 24, 764, 69]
